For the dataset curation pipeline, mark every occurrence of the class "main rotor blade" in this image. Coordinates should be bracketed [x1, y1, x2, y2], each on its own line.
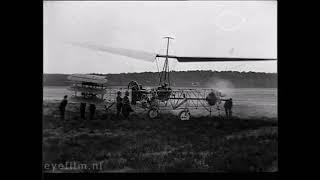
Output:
[156, 55, 276, 62]
[70, 42, 157, 62]
[70, 42, 276, 63]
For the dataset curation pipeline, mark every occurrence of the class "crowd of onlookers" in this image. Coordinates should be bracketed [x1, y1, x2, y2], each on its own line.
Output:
[58, 90, 134, 121]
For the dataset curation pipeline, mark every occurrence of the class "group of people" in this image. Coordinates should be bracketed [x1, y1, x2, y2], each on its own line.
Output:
[116, 91, 133, 119]
[79, 102, 96, 120]
[58, 95, 96, 121]
[58, 92, 233, 120]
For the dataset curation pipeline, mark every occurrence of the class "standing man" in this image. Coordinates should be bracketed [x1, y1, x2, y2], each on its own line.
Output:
[80, 102, 86, 120]
[148, 91, 157, 108]
[122, 91, 133, 119]
[59, 95, 68, 120]
[224, 98, 233, 119]
[89, 104, 96, 120]
[116, 91, 123, 117]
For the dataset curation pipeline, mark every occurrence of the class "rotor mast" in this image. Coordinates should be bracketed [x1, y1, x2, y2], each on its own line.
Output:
[160, 36, 174, 86]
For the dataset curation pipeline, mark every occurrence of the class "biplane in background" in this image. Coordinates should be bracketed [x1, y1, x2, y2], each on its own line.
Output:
[68, 37, 276, 120]
[67, 74, 108, 104]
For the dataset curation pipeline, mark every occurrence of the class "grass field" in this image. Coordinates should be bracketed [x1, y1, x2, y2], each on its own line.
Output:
[43, 100, 278, 173]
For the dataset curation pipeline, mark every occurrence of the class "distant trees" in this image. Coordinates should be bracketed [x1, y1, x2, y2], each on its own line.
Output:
[43, 74, 71, 86]
[43, 71, 277, 88]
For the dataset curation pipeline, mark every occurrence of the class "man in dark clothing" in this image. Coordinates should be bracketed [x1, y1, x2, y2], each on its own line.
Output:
[80, 103, 86, 120]
[224, 98, 233, 119]
[122, 91, 133, 119]
[116, 91, 123, 117]
[59, 95, 68, 120]
[128, 80, 139, 105]
[89, 104, 96, 120]
[148, 92, 157, 108]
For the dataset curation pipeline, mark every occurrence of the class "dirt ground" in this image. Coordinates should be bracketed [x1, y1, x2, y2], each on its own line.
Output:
[43, 100, 278, 173]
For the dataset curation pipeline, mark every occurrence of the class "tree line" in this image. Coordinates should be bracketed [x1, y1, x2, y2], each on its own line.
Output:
[43, 71, 277, 88]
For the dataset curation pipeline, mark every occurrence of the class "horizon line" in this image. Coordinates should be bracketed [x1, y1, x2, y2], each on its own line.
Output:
[43, 70, 278, 75]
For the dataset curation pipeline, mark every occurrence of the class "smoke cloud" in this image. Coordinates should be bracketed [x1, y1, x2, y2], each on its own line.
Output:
[205, 77, 235, 97]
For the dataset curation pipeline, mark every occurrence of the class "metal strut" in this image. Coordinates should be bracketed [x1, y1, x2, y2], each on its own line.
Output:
[160, 37, 174, 86]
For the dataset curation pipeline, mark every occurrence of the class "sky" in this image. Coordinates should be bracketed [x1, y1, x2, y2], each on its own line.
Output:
[43, 1, 277, 74]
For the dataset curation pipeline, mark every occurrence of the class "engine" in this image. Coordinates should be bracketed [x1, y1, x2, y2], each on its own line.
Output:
[128, 80, 147, 105]
[156, 85, 172, 102]
[206, 92, 218, 106]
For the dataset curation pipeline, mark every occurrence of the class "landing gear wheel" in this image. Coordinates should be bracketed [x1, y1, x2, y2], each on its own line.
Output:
[179, 110, 191, 121]
[148, 108, 159, 119]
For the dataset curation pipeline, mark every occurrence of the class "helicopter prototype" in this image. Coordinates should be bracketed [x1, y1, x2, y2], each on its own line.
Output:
[68, 37, 276, 120]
